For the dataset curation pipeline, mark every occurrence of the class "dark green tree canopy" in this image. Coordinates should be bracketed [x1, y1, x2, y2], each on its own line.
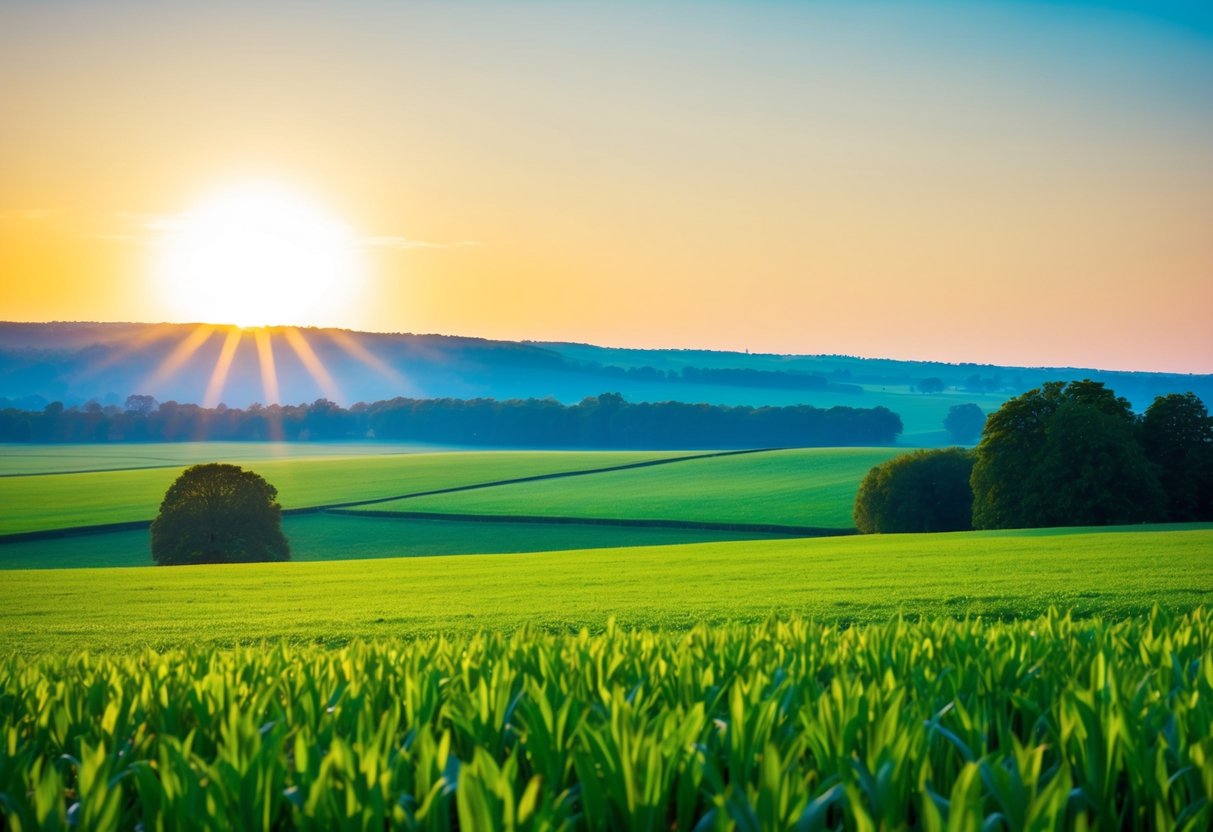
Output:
[854, 448, 975, 534]
[151, 463, 290, 565]
[970, 380, 1163, 530]
[1034, 401, 1165, 526]
[1141, 392, 1213, 522]
[943, 403, 986, 444]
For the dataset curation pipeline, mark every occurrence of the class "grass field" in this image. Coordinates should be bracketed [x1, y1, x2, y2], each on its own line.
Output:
[0, 513, 798, 569]
[0, 449, 693, 535]
[0, 441, 448, 476]
[2, 525, 1209, 653]
[350, 448, 905, 529]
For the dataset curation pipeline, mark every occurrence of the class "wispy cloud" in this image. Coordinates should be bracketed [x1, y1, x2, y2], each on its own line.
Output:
[0, 208, 59, 221]
[89, 233, 146, 242]
[87, 211, 167, 242]
[362, 235, 480, 250]
[145, 216, 182, 233]
[87, 212, 478, 251]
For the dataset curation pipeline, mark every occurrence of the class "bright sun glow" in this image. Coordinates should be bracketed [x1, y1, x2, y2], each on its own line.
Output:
[154, 182, 364, 328]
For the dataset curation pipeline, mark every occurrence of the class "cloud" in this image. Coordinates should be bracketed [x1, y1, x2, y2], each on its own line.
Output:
[362, 235, 480, 250]
[84, 209, 481, 253]
[86, 211, 171, 242]
[87, 212, 478, 251]
[0, 208, 58, 221]
[89, 233, 146, 242]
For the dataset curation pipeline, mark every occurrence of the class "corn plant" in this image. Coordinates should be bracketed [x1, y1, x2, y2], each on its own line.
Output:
[1, 608, 1210, 830]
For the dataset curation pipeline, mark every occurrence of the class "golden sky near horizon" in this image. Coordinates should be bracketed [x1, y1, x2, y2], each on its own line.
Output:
[2, 1, 1212, 373]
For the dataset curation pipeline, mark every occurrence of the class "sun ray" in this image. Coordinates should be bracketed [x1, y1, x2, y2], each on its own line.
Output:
[283, 327, 343, 402]
[253, 329, 281, 405]
[142, 324, 216, 390]
[252, 328, 284, 441]
[78, 323, 179, 379]
[325, 329, 412, 392]
[202, 327, 243, 408]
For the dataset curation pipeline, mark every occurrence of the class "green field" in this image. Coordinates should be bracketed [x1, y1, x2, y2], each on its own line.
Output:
[0, 513, 798, 570]
[2, 525, 1209, 653]
[350, 448, 904, 529]
[3, 442, 1211, 830]
[4, 610, 1210, 830]
[0, 441, 446, 476]
[0, 449, 693, 535]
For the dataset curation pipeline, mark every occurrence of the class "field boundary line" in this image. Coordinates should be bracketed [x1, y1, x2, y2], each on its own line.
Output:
[0, 448, 454, 478]
[0, 445, 788, 479]
[0, 447, 784, 542]
[284, 447, 783, 514]
[0, 463, 194, 478]
[0, 520, 153, 543]
[324, 508, 855, 537]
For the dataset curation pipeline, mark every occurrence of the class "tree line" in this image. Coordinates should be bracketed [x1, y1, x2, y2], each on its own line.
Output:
[0, 392, 903, 448]
[854, 383, 1213, 533]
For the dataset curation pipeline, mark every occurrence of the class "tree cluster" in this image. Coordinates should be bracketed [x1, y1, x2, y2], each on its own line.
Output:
[969, 382, 1213, 528]
[0, 392, 904, 448]
[855, 382, 1213, 534]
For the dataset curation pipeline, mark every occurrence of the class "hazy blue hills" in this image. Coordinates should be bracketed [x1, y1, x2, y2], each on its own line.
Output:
[2, 321, 1209, 443]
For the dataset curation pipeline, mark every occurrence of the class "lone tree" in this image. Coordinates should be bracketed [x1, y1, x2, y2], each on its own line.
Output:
[943, 403, 986, 444]
[853, 448, 975, 534]
[151, 463, 290, 565]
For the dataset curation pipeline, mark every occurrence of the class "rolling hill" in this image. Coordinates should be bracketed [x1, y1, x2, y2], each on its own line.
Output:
[4, 321, 1210, 443]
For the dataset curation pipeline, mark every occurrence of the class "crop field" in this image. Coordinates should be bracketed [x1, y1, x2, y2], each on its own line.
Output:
[0, 449, 695, 536]
[360, 448, 904, 529]
[2, 610, 1211, 830]
[3, 442, 1211, 830]
[0, 514, 797, 570]
[1, 525, 1209, 653]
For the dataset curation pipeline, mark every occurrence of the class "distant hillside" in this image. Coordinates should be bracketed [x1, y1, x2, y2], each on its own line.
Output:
[2, 321, 1210, 444]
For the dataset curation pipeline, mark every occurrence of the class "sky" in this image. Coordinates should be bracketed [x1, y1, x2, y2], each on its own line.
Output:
[2, 0, 1211, 373]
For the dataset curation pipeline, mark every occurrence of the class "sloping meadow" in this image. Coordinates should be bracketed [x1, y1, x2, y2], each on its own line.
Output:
[2, 609, 1210, 830]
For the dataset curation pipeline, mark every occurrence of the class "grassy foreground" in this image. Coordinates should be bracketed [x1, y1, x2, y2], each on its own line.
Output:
[1, 526, 1209, 653]
[2, 610, 1210, 830]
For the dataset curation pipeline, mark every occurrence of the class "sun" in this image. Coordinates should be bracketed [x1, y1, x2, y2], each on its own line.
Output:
[153, 182, 364, 328]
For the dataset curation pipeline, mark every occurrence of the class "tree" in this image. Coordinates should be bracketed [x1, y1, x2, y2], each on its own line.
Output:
[853, 448, 975, 534]
[151, 463, 290, 565]
[970, 380, 1165, 529]
[943, 403, 985, 444]
[1141, 393, 1213, 521]
[1033, 401, 1166, 526]
[917, 377, 945, 394]
[124, 394, 157, 415]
